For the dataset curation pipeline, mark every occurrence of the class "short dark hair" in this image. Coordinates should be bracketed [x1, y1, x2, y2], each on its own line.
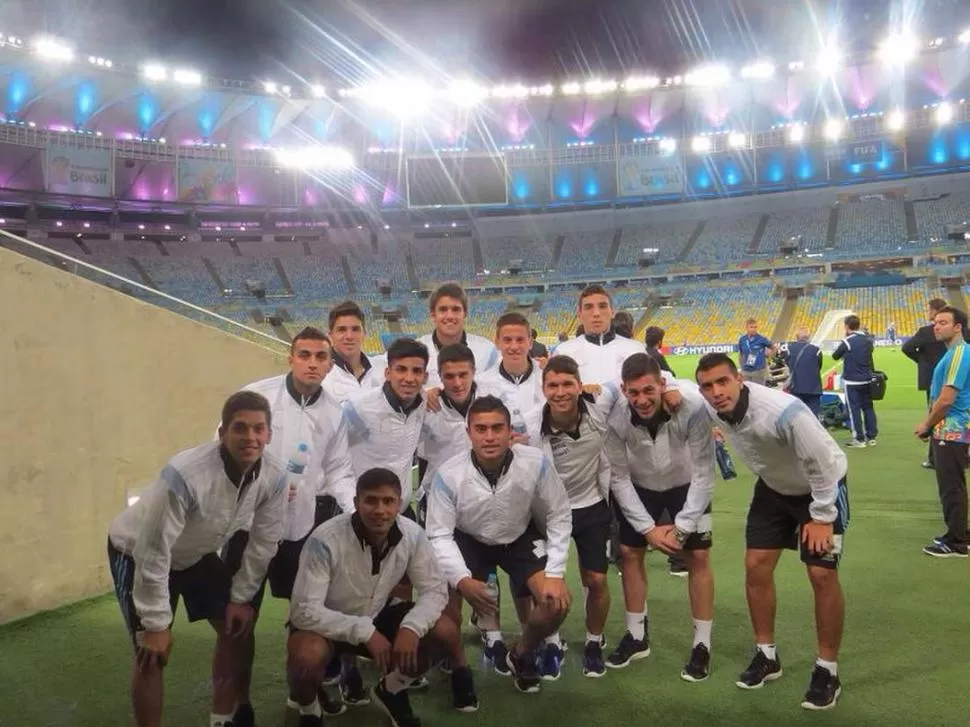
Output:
[844, 315, 861, 331]
[579, 284, 611, 307]
[644, 325, 665, 348]
[576, 324, 585, 336]
[467, 395, 511, 426]
[496, 311, 531, 335]
[542, 355, 581, 384]
[429, 283, 468, 313]
[356, 467, 402, 498]
[386, 337, 430, 366]
[613, 311, 634, 338]
[745, 318, 757, 326]
[438, 342, 476, 370]
[558, 332, 569, 342]
[221, 391, 272, 431]
[937, 305, 969, 331]
[929, 298, 948, 313]
[328, 300, 365, 330]
[695, 353, 738, 378]
[621, 352, 663, 383]
[531, 328, 540, 339]
[290, 326, 330, 354]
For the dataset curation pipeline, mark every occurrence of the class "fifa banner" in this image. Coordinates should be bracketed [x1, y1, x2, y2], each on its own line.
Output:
[616, 153, 685, 197]
[845, 141, 883, 164]
[45, 142, 112, 197]
[177, 158, 238, 203]
[667, 337, 907, 357]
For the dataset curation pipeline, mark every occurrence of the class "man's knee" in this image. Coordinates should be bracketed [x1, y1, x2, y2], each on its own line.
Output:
[685, 549, 711, 571]
[745, 550, 779, 583]
[581, 569, 609, 595]
[806, 564, 841, 591]
[619, 544, 645, 567]
[287, 631, 331, 675]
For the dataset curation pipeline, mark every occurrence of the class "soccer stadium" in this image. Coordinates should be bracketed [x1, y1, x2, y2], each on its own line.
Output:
[2, 3, 970, 725]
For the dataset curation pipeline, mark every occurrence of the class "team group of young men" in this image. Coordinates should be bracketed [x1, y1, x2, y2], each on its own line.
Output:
[106, 283, 850, 727]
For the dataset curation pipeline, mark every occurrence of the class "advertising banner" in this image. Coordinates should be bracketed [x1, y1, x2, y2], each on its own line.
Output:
[846, 141, 884, 164]
[616, 153, 684, 197]
[177, 158, 238, 203]
[665, 337, 907, 356]
[45, 143, 112, 197]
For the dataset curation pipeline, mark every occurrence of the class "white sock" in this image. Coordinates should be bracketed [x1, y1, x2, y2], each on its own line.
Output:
[692, 619, 713, 648]
[211, 714, 234, 727]
[299, 700, 322, 717]
[485, 630, 503, 647]
[383, 669, 414, 694]
[544, 632, 562, 647]
[586, 632, 603, 645]
[757, 643, 777, 660]
[626, 611, 646, 641]
[816, 657, 838, 676]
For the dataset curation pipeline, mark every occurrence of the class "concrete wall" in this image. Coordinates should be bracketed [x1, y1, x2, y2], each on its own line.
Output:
[0, 246, 287, 624]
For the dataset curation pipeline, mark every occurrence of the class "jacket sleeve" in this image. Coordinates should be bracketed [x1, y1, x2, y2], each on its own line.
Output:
[131, 467, 191, 632]
[321, 416, 358, 514]
[425, 472, 472, 588]
[230, 472, 285, 605]
[782, 403, 845, 523]
[675, 407, 717, 533]
[399, 532, 448, 638]
[831, 340, 848, 361]
[341, 398, 369, 449]
[661, 370, 680, 391]
[530, 456, 572, 579]
[604, 424, 655, 533]
[289, 534, 376, 644]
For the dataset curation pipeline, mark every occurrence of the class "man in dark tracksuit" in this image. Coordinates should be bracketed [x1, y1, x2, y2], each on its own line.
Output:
[785, 329, 824, 417]
[832, 315, 877, 447]
[903, 298, 949, 468]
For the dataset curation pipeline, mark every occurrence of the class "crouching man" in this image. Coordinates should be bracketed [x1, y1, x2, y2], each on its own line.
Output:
[286, 468, 478, 727]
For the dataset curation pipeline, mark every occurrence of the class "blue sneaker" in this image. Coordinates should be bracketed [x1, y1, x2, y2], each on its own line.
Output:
[538, 642, 564, 681]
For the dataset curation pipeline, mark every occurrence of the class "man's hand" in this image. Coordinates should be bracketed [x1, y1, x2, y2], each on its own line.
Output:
[914, 421, 932, 441]
[536, 356, 549, 370]
[582, 383, 603, 396]
[712, 426, 725, 443]
[225, 603, 256, 638]
[367, 630, 393, 674]
[135, 629, 172, 671]
[540, 576, 572, 614]
[662, 389, 684, 413]
[456, 577, 499, 617]
[392, 628, 421, 676]
[425, 387, 443, 413]
[511, 431, 530, 445]
[801, 520, 834, 556]
[645, 525, 682, 555]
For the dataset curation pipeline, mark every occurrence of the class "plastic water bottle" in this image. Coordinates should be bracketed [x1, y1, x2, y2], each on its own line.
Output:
[285, 442, 309, 501]
[715, 440, 737, 480]
[511, 408, 527, 436]
[477, 573, 501, 632]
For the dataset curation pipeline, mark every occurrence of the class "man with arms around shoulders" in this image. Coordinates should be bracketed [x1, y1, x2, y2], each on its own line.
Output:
[324, 300, 386, 404]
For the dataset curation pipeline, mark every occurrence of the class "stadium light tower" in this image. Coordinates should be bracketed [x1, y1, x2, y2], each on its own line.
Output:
[659, 138, 678, 154]
[311, 84, 326, 98]
[173, 69, 202, 87]
[878, 33, 918, 66]
[622, 76, 660, 92]
[936, 102, 954, 125]
[275, 146, 354, 171]
[33, 36, 73, 62]
[741, 61, 775, 80]
[263, 81, 278, 94]
[959, 29, 970, 45]
[728, 132, 747, 149]
[823, 119, 843, 141]
[886, 109, 906, 132]
[691, 136, 712, 154]
[684, 64, 731, 87]
[448, 80, 489, 107]
[788, 125, 806, 144]
[816, 46, 842, 76]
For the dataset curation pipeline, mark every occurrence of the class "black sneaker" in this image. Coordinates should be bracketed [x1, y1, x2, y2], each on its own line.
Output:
[923, 542, 969, 558]
[606, 631, 651, 669]
[233, 703, 254, 727]
[341, 665, 370, 706]
[450, 665, 480, 713]
[298, 715, 323, 727]
[372, 680, 421, 727]
[506, 648, 542, 694]
[484, 640, 511, 676]
[582, 640, 606, 678]
[322, 657, 342, 686]
[800, 665, 842, 711]
[680, 643, 711, 683]
[537, 642, 564, 681]
[736, 649, 783, 689]
[407, 675, 430, 690]
[320, 687, 347, 717]
[669, 563, 689, 578]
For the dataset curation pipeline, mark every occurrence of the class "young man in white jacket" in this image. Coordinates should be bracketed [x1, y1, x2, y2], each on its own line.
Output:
[323, 300, 386, 403]
[425, 396, 573, 695]
[107, 391, 286, 727]
[476, 312, 546, 432]
[287, 468, 477, 727]
[694, 353, 848, 711]
[604, 354, 717, 682]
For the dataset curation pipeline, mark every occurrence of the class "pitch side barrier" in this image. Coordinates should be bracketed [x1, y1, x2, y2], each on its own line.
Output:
[666, 338, 908, 356]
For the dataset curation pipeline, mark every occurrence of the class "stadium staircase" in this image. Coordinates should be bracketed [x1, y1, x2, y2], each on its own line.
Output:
[826, 206, 840, 249]
[151, 240, 170, 256]
[771, 293, 800, 341]
[405, 253, 420, 290]
[201, 258, 228, 295]
[340, 255, 357, 294]
[904, 201, 919, 241]
[677, 221, 707, 262]
[228, 240, 243, 257]
[634, 301, 660, 337]
[945, 282, 966, 309]
[128, 257, 157, 289]
[605, 229, 623, 267]
[272, 258, 294, 294]
[71, 236, 92, 256]
[472, 238, 485, 273]
[747, 214, 770, 254]
[549, 235, 566, 269]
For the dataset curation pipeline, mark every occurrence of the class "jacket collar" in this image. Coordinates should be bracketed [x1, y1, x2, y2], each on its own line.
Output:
[630, 404, 671, 430]
[471, 448, 514, 487]
[382, 381, 423, 416]
[540, 393, 593, 439]
[219, 445, 262, 489]
[499, 359, 535, 385]
[332, 350, 372, 382]
[441, 383, 477, 419]
[432, 329, 467, 352]
[584, 327, 617, 346]
[350, 511, 403, 574]
[717, 384, 751, 426]
[285, 372, 322, 407]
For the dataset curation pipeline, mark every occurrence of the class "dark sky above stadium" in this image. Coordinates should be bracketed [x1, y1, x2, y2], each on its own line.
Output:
[3, 0, 969, 85]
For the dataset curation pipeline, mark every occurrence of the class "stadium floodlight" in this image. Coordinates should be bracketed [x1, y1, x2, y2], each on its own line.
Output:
[886, 109, 906, 132]
[357, 79, 432, 118]
[622, 75, 660, 92]
[584, 79, 618, 95]
[788, 124, 806, 143]
[143, 64, 167, 82]
[281, 85, 292, 96]
[33, 36, 73, 62]
[448, 80, 489, 107]
[535, 84, 555, 96]
[684, 64, 730, 87]
[659, 138, 678, 154]
[311, 84, 326, 98]
[492, 84, 529, 99]
[823, 119, 843, 140]
[960, 29, 970, 45]
[816, 47, 842, 76]
[788, 60, 805, 72]
[936, 102, 954, 125]
[878, 33, 918, 66]
[728, 132, 747, 148]
[263, 81, 278, 94]
[173, 69, 203, 87]
[691, 136, 712, 154]
[561, 81, 582, 95]
[741, 60, 775, 80]
[274, 146, 354, 171]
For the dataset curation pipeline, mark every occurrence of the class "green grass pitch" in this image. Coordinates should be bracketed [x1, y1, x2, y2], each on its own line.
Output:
[1, 349, 968, 726]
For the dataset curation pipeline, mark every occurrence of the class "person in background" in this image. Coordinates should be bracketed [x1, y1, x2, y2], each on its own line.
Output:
[832, 315, 877, 448]
[737, 319, 777, 386]
[784, 328, 824, 418]
[613, 311, 635, 340]
[886, 322, 897, 348]
[530, 328, 550, 366]
[903, 298, 949, 469]
[644, 326, 674, 375]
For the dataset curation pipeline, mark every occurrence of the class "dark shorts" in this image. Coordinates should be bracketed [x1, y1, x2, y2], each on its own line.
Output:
[314, 495, 342, 529]
[571, 500, 613, 574]
[293, 601, 417, 659]
[264, 537, 307, 601]
[746, 477, 850, 569]
[107, 530, 263, 647]
[454, 525, 547, 599]
[401, 504, 417, 523]
[615, 484, 713, 551]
